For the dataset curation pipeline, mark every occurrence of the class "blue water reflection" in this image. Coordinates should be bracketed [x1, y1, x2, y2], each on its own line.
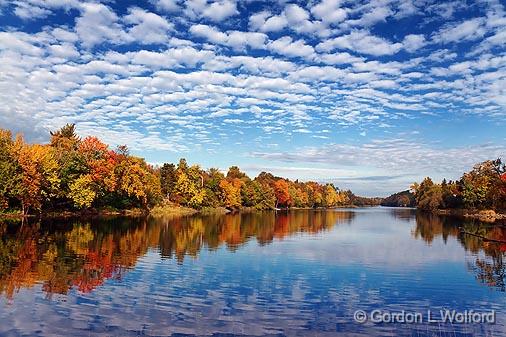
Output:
[0, 208, 504, 336]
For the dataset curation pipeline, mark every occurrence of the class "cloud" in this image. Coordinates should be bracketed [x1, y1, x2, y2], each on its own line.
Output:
[150, 0, 179, 12]
[123, 7, 173, 44]
[268, 36, 315, 59]
[75, 3, 129, 48]
[316, 30, 403, 56]
[190, 24, 268, 50]
[346, 4, 392, 27]
[0, 32, 44, 56]
[13, 2, 51, 19]
[311, 0, 347, 24]
[202, 0, 238, 22]
[252, 140, 506, 182]
[402, 34, 426, 52]
[250, 11, 288, 32]
[9, 0, 80, 20]
[184, 0, 238, 22]
[432, 18, 486, 43]
[0, 0, 505, 196]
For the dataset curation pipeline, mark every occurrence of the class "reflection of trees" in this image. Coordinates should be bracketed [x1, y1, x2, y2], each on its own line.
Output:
[413, 212, 461, 244]
[0, 210, 353, 298]
[414, 211, 506, 291]
[158, 210, 354, 262]
[468, 256, 505, 292]
[388, 208, 416, 222]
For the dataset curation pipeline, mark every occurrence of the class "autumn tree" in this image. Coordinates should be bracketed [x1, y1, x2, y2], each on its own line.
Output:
[219, 178, 243, 209]
[173, 159, 205, 208]
[274, 179, 292, 208]
[202, 168, 225, 207]
[50, 124, 86, 205]
[115, 155, 161, 209]
[226, 166, 248, 180]
[0, 130, 21, 210]
[412, 177, 443, 211]
[11, 138, 60, 215]
[461, 160, 504, 209]
[160, 163, 176, 199]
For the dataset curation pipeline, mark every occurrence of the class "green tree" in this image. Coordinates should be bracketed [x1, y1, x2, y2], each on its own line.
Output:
[412, 178, 443, 211]
[160, 163, 176, 198]
[0, 130, 21, 210]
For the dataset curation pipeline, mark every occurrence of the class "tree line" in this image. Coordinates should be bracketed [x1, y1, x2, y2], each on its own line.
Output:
[0, 124, 367, 215]
[411, 159, 506, 211]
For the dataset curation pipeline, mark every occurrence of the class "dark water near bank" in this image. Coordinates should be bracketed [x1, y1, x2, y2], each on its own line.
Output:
[0, 208, 505, 336]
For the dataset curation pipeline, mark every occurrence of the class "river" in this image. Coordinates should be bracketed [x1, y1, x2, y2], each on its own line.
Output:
[0, 208, 505, 336]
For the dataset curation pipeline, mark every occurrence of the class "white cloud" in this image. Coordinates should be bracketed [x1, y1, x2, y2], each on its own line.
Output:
[10, 0, 80, 20]
[0, 32, 44, 56]
[316, 30, 403, 56]
[402, 34, 426, 52]
[250, 5, 330, 36]
[311, 0, 347, 24]
[284, 4, 310, 23]
[318, 52, 364, 65]
[433, 18, 486, 43]
[346, 5, 392, 27]
[190, 24, 267, 50]
[48, 43, 79, 58]
[0, 0, 504, 197]
[268, 36, 315, 59]
[202, 0, 238, 22]
[75, 3, 129, 48]
[259, 14, 288, 32]
[252, 140, 506, 181]
[124, 7, 173, 44]
[150, 0, 179, 12]
[13, 2, 51, 19]
[184, 0, 238, 22]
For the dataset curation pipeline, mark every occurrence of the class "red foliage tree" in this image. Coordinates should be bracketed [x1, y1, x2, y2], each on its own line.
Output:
[274, 179, 292, 208]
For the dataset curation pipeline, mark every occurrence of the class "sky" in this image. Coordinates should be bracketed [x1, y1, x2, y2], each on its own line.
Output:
[0, 0, 505, 196]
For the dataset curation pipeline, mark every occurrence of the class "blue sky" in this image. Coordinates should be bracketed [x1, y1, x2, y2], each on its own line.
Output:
[0, 0, 505, 196]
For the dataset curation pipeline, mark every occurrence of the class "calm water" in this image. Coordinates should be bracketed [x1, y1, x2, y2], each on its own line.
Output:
[0, 208, 505, 336]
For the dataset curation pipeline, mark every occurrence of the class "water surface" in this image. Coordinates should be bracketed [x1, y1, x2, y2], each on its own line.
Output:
[0, 208, 505, 336]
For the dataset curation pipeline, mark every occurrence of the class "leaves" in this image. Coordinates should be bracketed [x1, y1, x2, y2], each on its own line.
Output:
[69, 175, 96, 209]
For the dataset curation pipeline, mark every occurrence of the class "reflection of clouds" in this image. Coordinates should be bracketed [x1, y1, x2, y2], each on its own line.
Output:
[1, 209, 506, 336]
[3, 248, 505, 337]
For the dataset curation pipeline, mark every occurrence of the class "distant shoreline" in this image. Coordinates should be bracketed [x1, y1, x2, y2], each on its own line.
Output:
[0, 204, 382, 220]
[2, 206, 505, 224]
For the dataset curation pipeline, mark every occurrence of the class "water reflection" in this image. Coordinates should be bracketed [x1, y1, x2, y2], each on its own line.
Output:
[0, 210, 354, 299]
[414, 212, 506, 292]
[0, 209, 505, 337]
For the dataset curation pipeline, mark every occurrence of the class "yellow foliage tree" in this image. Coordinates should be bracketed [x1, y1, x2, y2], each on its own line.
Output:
[12, 139, 60, 215]
[69, 175, 96, 209]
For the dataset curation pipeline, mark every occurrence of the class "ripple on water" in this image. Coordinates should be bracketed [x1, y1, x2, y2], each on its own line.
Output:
[0, 209, 505, 336]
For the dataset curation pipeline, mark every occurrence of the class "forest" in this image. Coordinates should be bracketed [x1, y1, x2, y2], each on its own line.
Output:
[411, 159, 506, 212]
[0, 124, 368, 216]
[2, 124, 503, 217]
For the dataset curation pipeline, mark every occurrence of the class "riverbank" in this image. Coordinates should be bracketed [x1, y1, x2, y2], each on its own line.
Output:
[0, 208, 148, 219]
[434, 208, 506, 222]
[0, 203, 369, 220]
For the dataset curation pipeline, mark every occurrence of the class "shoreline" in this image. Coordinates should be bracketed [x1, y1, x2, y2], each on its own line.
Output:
[0, 204, 371, 220]
[433, 208, 506, 222]
[3, 206, 504, 223]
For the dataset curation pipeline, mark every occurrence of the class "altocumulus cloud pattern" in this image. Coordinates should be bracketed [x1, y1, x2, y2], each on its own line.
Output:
[0, 0, 505, 195]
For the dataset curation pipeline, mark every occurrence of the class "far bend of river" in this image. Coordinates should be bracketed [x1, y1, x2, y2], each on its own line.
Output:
[0, 208, 505, 336]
